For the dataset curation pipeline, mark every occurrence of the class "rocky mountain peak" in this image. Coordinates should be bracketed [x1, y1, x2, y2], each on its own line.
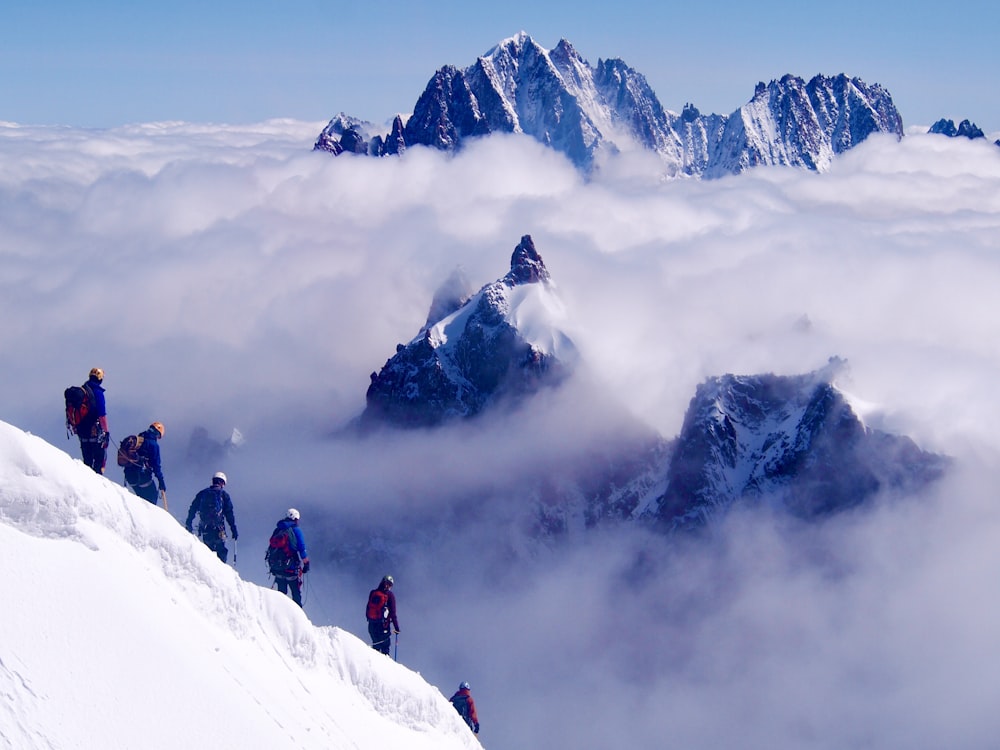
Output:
[651, 358, 947, 529]
[488, 30, 534, 57]
[360, 234, 574, 429]
[503, 235, 551, 286]
[928, 118, 986, 139]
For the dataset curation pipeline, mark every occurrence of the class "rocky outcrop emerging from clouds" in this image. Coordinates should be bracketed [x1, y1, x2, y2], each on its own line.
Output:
[343, 252, 948, 564]
[312, 112, 410, 156]
[314, 32, 903, 177]
[338, 354, 947, 570]
[360, 235, 576, 428]
[701, 74, 902, 177]
[927, 118, 999, 148]
[651, 359, 949, 530]
[928, 118, 986, 139]
[348, 236, 947, 559]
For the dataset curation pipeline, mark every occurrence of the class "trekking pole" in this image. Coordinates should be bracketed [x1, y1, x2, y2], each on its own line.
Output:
[394, 632, 399, 662]
[232, 539, 238, 569]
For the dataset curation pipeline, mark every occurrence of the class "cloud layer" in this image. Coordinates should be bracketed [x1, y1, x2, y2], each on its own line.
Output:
[3, 121, 1000, 748]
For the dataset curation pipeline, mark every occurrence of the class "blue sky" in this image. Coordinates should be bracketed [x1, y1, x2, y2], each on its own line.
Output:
[2, 0, 998, 131]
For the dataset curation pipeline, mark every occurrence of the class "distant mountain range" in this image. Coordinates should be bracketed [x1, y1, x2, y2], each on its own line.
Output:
[352, 235, 947, 552]
[315, 32, 905, 177]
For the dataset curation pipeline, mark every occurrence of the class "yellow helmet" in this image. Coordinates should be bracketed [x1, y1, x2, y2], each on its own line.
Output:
[89, 367, 104, 382]
[150, 421, 165, 438]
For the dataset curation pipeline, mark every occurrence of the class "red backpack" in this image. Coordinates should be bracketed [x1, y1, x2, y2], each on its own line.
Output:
[367, 589, 389, 621]
[265, 527, 298, 574]
[64, 385, 92, 435]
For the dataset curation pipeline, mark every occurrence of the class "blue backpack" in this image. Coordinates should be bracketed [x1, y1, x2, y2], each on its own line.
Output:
[451, 694, 472, 728]
[198, 489, 226, 537]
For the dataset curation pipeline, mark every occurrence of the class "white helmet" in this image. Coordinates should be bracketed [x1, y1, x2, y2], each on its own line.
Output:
[286, 508, 300, 521]
[212, 471, 227, 485]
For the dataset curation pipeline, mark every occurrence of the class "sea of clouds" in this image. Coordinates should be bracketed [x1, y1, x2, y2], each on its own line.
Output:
[3, 119, 1000, 748]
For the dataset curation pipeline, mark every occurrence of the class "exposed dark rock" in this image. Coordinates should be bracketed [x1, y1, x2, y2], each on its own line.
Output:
[339, 126, 369, 154]
[929, 118, 986, 139]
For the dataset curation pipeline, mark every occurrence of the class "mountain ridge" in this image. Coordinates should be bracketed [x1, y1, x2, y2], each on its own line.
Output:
[315, 32, 903, 177]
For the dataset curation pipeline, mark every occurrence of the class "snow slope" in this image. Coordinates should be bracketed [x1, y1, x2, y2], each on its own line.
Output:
[0, 420, 479, 750]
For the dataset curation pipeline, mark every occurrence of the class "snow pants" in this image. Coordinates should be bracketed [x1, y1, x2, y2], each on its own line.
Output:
[276, 576, 302, 607]
[368, 620, 391, 654]
[80, 437, 107, 474]
[129, 478, 159, 504]
[201, 534, 229, 563]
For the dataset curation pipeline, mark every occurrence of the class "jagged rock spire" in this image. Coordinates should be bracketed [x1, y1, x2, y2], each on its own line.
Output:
[503, 235, 550, 286]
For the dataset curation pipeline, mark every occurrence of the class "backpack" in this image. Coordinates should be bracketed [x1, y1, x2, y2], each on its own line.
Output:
[117, 434, 145, 468]
[198, 488, 226, 535]
[64, 385, 92, 434]
[367, 589, 389, 622]
[451, 694, 471, 724]
[265, 527, 298, 574]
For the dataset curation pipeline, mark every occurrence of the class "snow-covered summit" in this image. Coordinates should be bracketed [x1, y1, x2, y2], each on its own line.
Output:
[0, 419, 479, 750]
[484, 29, 533, 57]
[361, 235, 576, 428]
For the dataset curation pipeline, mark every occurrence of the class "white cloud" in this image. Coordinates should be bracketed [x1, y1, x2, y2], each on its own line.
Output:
[3, 120, 1000, 749]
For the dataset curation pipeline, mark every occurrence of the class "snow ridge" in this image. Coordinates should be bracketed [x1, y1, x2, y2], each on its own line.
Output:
[0, 420, 480, 750]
